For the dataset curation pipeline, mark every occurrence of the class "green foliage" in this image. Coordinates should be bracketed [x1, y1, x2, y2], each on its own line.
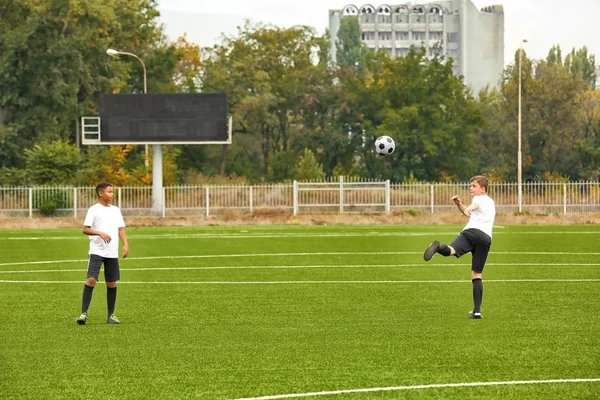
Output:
[0, 167, 27, 186]
[293, 148, 325, 181]
[25, 140, 84, 185]
[481, 46, 600, 181]
[335, 16, 369, 70]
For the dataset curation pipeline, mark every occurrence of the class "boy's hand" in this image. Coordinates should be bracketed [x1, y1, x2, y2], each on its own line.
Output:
[99, 232, 111, 243]
[451, 195, 461, 204]
[122, 245, 129, 259]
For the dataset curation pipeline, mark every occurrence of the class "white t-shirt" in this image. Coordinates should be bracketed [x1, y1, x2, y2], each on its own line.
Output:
[83, 203, 126, 258]
[463, 194, 496, 238]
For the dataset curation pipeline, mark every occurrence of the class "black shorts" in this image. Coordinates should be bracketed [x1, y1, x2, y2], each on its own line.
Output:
[449, 228, 492, 273]
[87, 254, 120, 282]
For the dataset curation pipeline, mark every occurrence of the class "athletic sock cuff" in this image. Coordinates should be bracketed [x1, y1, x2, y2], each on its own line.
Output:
[437, 244, 452, 256]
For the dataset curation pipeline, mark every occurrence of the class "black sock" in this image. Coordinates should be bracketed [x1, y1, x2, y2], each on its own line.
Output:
[437, 244, 452, 257]
[472, 278, 483, 313]
[82, 284, 94, 313]
[107, 287, 117, 316]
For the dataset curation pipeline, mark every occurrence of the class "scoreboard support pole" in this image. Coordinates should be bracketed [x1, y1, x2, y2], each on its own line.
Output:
[152, 144, 163, 214]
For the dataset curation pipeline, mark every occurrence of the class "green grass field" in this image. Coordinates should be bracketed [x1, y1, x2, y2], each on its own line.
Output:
[1, 224, 599, 399]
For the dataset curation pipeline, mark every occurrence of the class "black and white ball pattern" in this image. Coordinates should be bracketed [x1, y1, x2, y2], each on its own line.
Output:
[375, 135, 395, 156]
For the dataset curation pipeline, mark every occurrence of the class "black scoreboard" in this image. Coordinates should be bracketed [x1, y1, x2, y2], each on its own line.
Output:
[97, 93, 228, 143]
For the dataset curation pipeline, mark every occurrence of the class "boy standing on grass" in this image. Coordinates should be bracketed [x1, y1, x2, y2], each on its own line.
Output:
[77, 182, 128, 325]
[423, 175, 496, 319]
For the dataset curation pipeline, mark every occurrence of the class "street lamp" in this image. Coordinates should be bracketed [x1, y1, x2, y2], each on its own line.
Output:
[106, 48, 147, 93]
[106, 48, 149, 169]
[106, 48, 161, 214]
[518, 39, 528, 213]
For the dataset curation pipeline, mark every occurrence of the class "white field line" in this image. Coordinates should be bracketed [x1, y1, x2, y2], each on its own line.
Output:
[2, 250, 600, 268]
[3, 232, 456, 240]
[230, 378, 600, 400]
[1, 279, 599, 284]
[1, 262, 600, 275]
[4, 231, 600, 241]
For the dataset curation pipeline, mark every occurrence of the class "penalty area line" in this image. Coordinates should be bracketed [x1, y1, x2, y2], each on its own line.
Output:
[230, 378, 600, 400]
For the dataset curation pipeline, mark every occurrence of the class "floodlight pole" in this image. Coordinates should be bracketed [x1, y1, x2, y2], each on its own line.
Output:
[106, 49, 163, 215]
[517, 39, 527, 213]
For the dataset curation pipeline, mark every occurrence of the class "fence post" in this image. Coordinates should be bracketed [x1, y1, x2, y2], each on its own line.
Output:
[249, 186, 253, 214]
[162, 187, 166, 218]
[293, 181, 298, 216]
[430, 184, 435, 214]
[563, 183, 567, 215]
[118, 187, 122, 209]
[206, 186, 210, 217]
[339, 176, 344, 214]
[73, 187, 77, 219]
[385, 180, 390, 214]
[29, 188, 33, 218]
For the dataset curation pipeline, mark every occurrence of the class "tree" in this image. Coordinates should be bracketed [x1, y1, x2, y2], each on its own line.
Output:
[564, 46, 597, 89]
[338, 48, 483, 181]
[293, 148, 325, 181]
[24, 140, 84, 185]
[200, 22, 332, 180]
[335, 16, 368, 70]
[0, 0, 197, 183]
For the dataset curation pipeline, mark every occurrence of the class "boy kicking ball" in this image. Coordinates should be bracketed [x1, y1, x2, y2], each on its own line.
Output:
[76, 182, 128, 325]
[423, 175, 496, 319]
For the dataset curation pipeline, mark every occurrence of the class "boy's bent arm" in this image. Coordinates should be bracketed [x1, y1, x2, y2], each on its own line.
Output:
[83, 226, 111, 242]
[83, 226, 102, 236]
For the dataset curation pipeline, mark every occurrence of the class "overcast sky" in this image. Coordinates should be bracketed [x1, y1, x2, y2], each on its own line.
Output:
[157, 0, 600, 66]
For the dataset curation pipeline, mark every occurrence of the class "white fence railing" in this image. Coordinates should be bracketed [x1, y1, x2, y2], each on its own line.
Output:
[1, 180, 599, 218]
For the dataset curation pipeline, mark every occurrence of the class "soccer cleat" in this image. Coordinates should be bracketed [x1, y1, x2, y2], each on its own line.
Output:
[423, 241, 440, 261]
[76, 312, 88, 325]
[468, 311, 482, 319]
[107, 314, 120, 324]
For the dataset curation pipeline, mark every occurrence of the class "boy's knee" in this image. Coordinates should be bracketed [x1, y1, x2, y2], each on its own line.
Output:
[106, 281, 117, 288]
[85, 277, 97, 287]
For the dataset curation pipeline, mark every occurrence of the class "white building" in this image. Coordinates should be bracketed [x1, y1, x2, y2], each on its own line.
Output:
[328, 1, 505, 94]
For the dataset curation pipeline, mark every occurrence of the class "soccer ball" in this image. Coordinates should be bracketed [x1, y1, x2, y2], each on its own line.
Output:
[375, 135, 395, 156]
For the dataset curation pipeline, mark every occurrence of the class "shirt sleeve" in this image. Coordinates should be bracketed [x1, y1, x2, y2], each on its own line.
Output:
[83, 207, 96, 227]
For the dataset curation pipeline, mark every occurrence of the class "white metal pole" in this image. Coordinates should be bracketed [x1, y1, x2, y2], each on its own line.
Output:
[29, 188, 33, 218]
[249, 186, 253, 214]
[152, 144, 163, 214]
[339, 176, 344, 214]
[430, 184, 435, 214]
[162, 187, 166, 218]
[518, 40, 527, 213]
[563, 183, 567, 215]
[73, 187, 77, 219]
[206, 186, 210, 217]
[385, 180, 390, 214]
[293, 181, 298, 216]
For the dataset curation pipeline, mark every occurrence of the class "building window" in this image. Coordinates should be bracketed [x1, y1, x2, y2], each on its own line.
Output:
[361, 31, 375, 40]
[378, 15, 392, 23]
[343, 5, 358, 16]
[360, 14, 375, 23]
[378, 32, 391, 41]
[395, 14, 408, 23]
[412, 32, 426, 41]
[429, 32, 442, 41]
[396, 48, 409, 57]
[447, 33, 458, 42]
[396, 32, 409, 41]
